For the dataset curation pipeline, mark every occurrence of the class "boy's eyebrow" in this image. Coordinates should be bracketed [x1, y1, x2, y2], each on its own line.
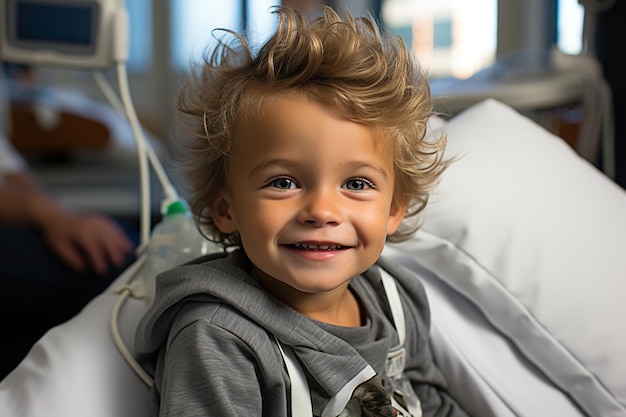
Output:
[342, 161, 389, 179]
[249, 159, 300, 178]
[249, 159, 389, 179]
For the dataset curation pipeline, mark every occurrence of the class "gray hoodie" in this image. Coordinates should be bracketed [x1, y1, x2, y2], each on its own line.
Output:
[134, 250, 468, 417]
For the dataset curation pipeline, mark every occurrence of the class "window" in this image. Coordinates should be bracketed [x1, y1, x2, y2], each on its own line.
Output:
[167, 1, 579, 80]
[126, 0, 152, 72]
[381, 0, 498, 79]
[557, 0, 584, 55]
[168, 0, 499, 79]
[170, 0, 277, 72]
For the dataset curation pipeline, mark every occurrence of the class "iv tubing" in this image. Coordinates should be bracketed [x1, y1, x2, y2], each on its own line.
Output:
[116, 62, 151, 246]
[92, 71, 179, 209]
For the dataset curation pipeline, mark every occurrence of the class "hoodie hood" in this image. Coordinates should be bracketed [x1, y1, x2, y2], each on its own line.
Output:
[135, 250, 387, 417]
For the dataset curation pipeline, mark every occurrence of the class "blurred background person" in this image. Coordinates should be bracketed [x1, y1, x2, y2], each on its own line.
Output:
[0, 69, 138, 379]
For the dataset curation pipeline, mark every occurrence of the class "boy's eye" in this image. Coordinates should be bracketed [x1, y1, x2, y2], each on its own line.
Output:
[343, 178, 374, 191]
[268, 177, 297, 189]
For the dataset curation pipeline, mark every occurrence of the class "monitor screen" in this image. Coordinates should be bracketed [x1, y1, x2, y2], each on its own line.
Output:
[15, 2, 95, 48]
[10, 1, 98, 54]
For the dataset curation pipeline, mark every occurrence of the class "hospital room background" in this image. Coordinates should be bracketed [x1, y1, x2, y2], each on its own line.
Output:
[3, 0, 622, 221]
[1, 0, 625, 416]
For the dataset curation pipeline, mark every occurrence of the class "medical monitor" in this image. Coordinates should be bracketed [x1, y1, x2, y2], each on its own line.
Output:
[0, 0, 125, 69]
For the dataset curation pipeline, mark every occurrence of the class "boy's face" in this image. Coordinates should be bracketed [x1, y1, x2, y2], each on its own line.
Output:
[212, 94, 406, 302]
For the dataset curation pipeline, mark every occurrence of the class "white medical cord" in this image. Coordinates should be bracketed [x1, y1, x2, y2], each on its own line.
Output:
[90, 0, 179, 388]
[92, 70, 180, 231]
[100, 60, 178, 389]
[91, 71, 126, 115]
[109, 253, 155, 387]
[100, 61, 158, 385]
[115, 62, 151, 247]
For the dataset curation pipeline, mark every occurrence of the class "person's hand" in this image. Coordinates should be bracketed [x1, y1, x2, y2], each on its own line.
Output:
[0, 171, 135, 274]
[40, 212, 134, 275]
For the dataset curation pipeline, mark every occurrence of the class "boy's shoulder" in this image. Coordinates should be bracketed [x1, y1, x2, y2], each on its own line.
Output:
[169, 292, 274, 348]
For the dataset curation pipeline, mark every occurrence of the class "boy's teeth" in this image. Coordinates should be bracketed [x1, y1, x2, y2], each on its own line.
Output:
[294, 243, 341, 250]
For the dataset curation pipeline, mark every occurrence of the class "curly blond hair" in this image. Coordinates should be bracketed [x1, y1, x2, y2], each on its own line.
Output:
[177, 6, 447, 247]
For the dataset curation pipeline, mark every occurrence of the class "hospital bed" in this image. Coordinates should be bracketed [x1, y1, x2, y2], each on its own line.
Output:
[1, 97, 624, 417]
[1, 1, 625, 416]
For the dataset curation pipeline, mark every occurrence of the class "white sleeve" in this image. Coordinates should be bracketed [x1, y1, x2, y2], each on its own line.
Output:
[0, 71, 27, 179]
[0, 133, 27, 177]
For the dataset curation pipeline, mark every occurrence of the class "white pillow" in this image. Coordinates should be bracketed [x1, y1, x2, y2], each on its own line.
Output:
[388, 99, 626, 417]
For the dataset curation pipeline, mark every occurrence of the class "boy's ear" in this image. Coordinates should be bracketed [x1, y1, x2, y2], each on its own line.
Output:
[387, 201, 408, 235]
[211, 193, 238, 234]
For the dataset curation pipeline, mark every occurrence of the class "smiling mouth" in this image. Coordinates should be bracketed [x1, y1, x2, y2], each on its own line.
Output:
[289, 243, 348, 251]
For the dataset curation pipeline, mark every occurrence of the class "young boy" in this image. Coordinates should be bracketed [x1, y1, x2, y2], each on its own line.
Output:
[135, 6, 469, 417]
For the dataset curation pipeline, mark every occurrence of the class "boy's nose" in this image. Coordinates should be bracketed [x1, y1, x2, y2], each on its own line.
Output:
[297, 189, 344, 227]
